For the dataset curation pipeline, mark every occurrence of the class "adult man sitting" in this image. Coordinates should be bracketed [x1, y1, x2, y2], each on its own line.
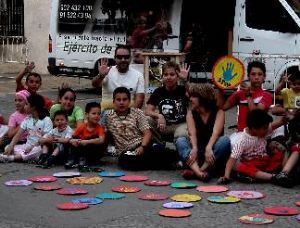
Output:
[92, 44, 145, 112]
[106, 87, 175, 170]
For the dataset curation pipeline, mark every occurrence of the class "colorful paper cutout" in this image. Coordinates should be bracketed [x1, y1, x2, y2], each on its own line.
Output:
[163, 202, 194, 209]
[159, 209, 191, 218]
[72, 197, 103, 205]
[171, 194, 201, 202]
[196, 185, 228, 193]
[112, 185, 141, 193]
[207, 196, 240, 204]
[119, 175, 149, 182]
[98, 171, 125, 177]
[28, 176, 57, 183]
[227, 190, 264, 199]
[137, 192, 168, 201]
[5, 179, 32, 186]
[144, 180, 171, 186]
[170, 182, 197, 189]
[239, 213, 274, 225]
[66, 176, 102, 185]
[57, 202, 89, 210]
[34, 184, 61, 191]
[264, 206, 299, 216]
[53, 171, 81, 178]
[56, 188, 88, 195]
[96, 192, 125, 200]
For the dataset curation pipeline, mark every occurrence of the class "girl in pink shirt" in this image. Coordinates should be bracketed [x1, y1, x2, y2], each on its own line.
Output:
[7, 90, 30, 143]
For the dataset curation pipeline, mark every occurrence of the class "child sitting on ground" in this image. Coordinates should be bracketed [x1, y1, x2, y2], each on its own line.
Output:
[0, 90, 30, 151]
[37, 110, 73, 168]
[0, 112, 8, 151]
[283, 109, 300, 181]
[16, 61, 53, 110]
[218, 109, 298, 188]
[65, 102, 105, 170]
[0, 94, 52, 162]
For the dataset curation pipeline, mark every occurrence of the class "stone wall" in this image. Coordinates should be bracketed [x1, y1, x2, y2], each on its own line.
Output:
[24, 0, 51, 74]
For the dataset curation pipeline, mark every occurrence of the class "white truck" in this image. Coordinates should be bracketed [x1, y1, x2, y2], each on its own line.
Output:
[48, 0, 300, 90]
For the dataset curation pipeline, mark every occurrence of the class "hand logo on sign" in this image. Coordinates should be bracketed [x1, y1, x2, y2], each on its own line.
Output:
[212, 55, 245, 89]
[222, 63, 237, 82]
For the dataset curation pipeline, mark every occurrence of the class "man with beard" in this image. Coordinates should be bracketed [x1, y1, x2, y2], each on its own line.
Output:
[92, 44, 145, 124]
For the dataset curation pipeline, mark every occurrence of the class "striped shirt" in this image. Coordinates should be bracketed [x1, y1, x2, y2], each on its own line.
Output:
[231, 127, 272, 161]
[106, 108, 150, 155]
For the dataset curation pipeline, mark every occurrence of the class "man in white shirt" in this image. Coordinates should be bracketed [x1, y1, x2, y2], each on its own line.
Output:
[92, 44, 145, 111]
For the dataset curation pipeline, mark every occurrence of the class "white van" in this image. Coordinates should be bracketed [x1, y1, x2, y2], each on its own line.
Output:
[48, 0, 300, 90]
[232, 0, 300, 90]
[47, 0, 182, 78]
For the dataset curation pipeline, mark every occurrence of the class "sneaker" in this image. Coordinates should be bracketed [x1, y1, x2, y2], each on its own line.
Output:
[78, 157, 88, 169]
[171, 161, 184, 170]
[64, 159, 78, 169]
[236, 173, 254, 183]
[36, 154, 48, 165]
[272, 172, 294, 188]
[43, 155, 56, 168]
[107, 145, 117, 156]
[0, 154, 13, 163]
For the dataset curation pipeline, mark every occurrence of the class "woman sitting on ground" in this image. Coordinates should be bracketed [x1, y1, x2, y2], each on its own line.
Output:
[176, 83, 231, 181]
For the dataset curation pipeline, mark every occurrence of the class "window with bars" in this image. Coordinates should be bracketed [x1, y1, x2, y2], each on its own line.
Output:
[0, 0, 24, 37]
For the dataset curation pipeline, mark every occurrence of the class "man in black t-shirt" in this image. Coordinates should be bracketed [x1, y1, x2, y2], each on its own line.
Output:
[145, 61, 189, 143]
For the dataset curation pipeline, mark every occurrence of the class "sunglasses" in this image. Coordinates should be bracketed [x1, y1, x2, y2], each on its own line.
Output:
[115, 55, 130, 60]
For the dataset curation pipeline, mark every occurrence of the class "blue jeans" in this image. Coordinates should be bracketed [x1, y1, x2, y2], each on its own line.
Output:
[175, 136, 231, 166]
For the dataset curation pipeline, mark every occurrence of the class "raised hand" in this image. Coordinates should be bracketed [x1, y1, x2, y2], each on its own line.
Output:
[25, 61, 35, 73]
[240, 80, 251, 95]
[282, 73, 291, 83]
[98, 58, 111, 76]
[222, 63, 237, 82]
[176, 63, 190, 80]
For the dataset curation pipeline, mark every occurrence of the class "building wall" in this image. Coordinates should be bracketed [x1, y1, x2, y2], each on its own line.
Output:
[24, 0, 51, 74]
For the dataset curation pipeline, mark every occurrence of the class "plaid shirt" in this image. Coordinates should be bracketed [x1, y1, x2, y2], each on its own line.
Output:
[106, 108, 150, 155]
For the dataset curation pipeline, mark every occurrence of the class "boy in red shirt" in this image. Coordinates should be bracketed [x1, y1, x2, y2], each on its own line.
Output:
[65, 102, 105, 169]
[219, 109, 297, 188]
[222, 61, 272, 132]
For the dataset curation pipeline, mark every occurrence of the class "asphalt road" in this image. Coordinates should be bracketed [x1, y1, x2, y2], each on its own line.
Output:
[0, 74, 299, 228]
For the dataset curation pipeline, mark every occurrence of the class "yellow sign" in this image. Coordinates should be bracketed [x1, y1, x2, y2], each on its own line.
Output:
[212, 55, 245, 89]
